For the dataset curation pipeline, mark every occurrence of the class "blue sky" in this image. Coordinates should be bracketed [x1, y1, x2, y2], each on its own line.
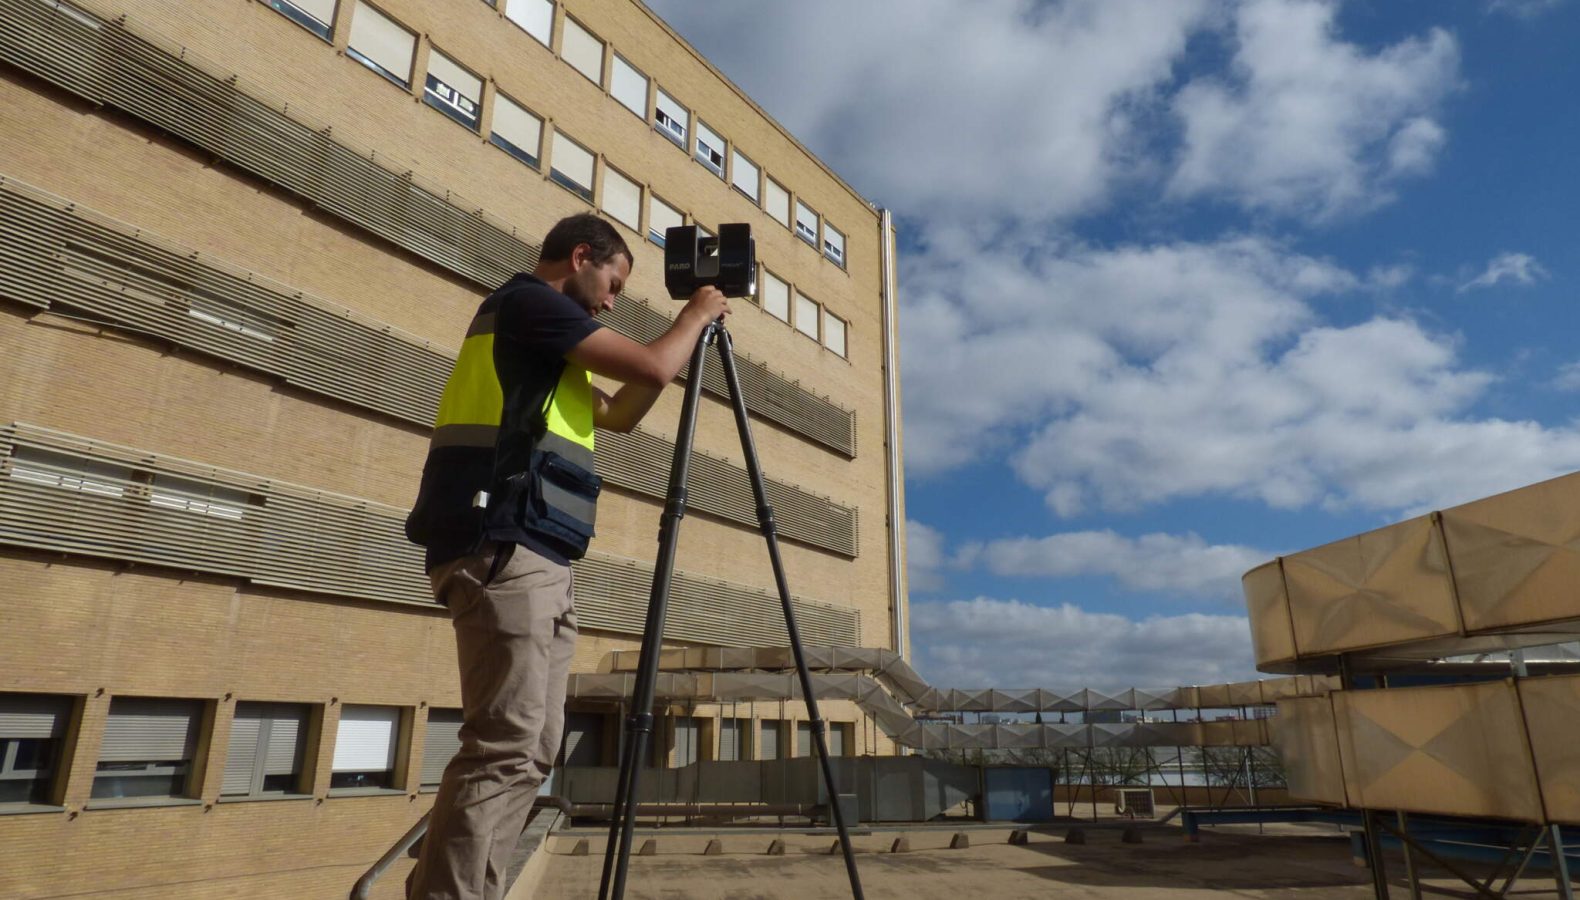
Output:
[648, 0, 1580, 688]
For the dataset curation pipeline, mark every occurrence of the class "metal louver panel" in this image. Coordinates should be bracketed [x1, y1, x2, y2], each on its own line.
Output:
[759, 720, 780, 761]
[421, 708, 463, 786]
[562, 712, 602, 768]
[263, 707, 306, 775]
[100, 698, 199, 762]
[333, 705, 398, 771]
[0, 0, 856, 456]
[796, 721, 811, 757]
[0, 175, 857, 556]
[0, 424, 861, 646]
[0, 694, 70, 738]
[717, 719, 740, 761]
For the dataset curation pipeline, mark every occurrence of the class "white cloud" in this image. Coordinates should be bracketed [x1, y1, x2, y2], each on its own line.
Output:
[961, 530, 1272, 600]
[1169, 0, 1459, 219]
[905, 519, 953, 592]
[911, 597, 1257, 689]
[1488, 0, 1566, 18]
[1553, 362, 1580, 392]
[646, 0, 1212, 223]
[1459, 252, 1550, 292]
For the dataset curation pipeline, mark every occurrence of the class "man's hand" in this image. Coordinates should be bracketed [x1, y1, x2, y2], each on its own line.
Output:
[680, 285, 730, 325]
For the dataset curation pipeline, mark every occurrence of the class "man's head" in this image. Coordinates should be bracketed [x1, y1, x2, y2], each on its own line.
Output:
[537, 214, 634, 317]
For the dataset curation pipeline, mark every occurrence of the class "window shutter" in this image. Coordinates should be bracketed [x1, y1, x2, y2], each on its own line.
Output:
[100, 698, 199, 763]
[730, 151, 759, 201]
[0, 695, 68, 739]
[551, 132, 595, 193]
[648, 195, 681, 244]
[718, 719, 739, 762]
[654, 89, 687, 144]
[263, 706, 307, 775]
[600, 167, 641, 231]
[795, 293, 819, 339]
[504, 0, 552, 46]
[560, 18, 604, 84]
[694, 121, 724, 176]
[285, 0, 337, 26]
[222, 711, 263, 795]
[764, 179, 790, 228]
[760, 270, 789, 322]
[794, 201, 818, 245]
[823, 312, 847, 357]
[796, 722, 811, 758]
[348, 2, 415, 85]
[827, 724, 845, 757]
[333, 705, 398, 771]
[759, 721, 780, 761]
[421, 708, 463, 787]
[674, 718, 698, 766]
[562, 712, 603, 767]
[426, 51, 481, 109]
[491, 95, 542, 164]
[610, 56, 647, 118]
[823, 224, 845, 265]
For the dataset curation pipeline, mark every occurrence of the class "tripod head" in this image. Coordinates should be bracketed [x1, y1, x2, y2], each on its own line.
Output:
[664, 223, 756, 299]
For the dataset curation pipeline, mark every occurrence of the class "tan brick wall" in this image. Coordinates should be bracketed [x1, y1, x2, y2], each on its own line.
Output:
[0, 0, 907, 894]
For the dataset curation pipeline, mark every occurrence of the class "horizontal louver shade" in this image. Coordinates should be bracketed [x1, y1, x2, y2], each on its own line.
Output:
[426, 50, 480, 106]
[223, 701, 309, 794]
[560, 17, 603, 84]
[281, 0, 336, 27]
[610, 55, 646, 118]
[764, 180, 790, 228]
[648, 194, 681, 243]
[600, 166, 641, 232]
[222, 715, 263, 795]
[795, 293, 819, 339]
[420, 708, 463, 786]
[100, 698, 199, 763]
[551, 131, 595, 195]
[490, 94, 542, 165]
[823, 313, 847, 357]
[0, 424, 861, 646]
[0, 694, 70, 739]
[760, 721, 780, 761]
[760, 270, 790, 322]
[334, 705, 399, 771]
[0, 2, 856, 455]
[730, 151, 759, 200]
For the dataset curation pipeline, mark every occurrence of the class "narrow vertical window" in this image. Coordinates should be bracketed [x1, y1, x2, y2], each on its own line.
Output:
[760, 270, 789, 323]
[764, 178, 791, 228]
[823, 311, 847, 357]
[795, 292, 819, 340]
[0, 693, 70, 807]
[648, 194, 681, 247]
[694, 121, 725, 178]
[420, 709, 463, 791]
[730, 150, 759, 202]
[423, 49, 482, 132]
[549, 131, 596, 203]
[503, 0, 552, 46]
[823, 223, 845, 267]
[331, 705, 400, 790]
[600, 165, 641, 232]
[92, 698, 202, 801]
[610, 55, 648, 119]
[489, 93, 543, 168]
[794, 200, 818, 247]
[347, 2, 416, 89]
[654, 88, 688, 148]
[560, 17, 605, 85]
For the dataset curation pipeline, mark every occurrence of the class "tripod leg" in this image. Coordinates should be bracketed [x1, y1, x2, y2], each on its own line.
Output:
[598, 323, 718, 900]
[714, 326, 865, 900]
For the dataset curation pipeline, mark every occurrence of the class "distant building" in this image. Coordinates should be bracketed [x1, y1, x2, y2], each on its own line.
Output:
[0, 0, 906, 895]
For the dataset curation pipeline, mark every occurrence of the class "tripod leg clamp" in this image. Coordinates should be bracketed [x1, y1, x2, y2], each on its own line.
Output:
[625, 712, 655, 735]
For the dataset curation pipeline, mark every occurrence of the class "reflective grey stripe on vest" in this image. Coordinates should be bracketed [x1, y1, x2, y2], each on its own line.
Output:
[539, 430, 598, 531]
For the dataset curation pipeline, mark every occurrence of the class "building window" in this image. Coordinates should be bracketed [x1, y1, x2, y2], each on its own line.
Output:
[222, 702, 310, 797]
[347, 2, 415, 90]
[671, 716, 700, 767]
[610, 55, 647, 120]
[822, 310, 847, 358]
[549, 131, 595, 203]
[794, 201, 818, 247]
[7, 448, 129, 498]
[419, 708, 462, 791]
[423, 48, 482, 132]
[0, 693, 71, 807]
[795, 291, 819, 340]
[759, 269, 789, 323]
[694, 120, 725, 178]
[266, 0, 336, 41]
[730, 149, 759, 202]
[186, 295, 278, 342]
[562, 712, 604, 767]
[600, 165, 641, 232]
[503, 0, 552, 47]
[758, 720, 784, 761]
[648, 194, 681, 247]
[795, 721, 812, 757]
[489, 93, 543, 168]
[149, 474, 249, 520]
[560, 16, 604, 85]
[823, 223, 845, 267]
[829, 723, 853, 757]
[764, 178, 790, 229]
[92, 697, 202, 801]
[718, 718, 750, 761]
[331, 705, 400, 790]
[654, 87, 687, 148]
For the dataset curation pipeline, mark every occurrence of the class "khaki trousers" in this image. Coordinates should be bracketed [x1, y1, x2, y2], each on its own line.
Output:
[408, 542, 578, 900]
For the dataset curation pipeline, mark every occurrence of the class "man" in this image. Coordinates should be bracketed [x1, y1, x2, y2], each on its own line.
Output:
[404, 213, 729, 899]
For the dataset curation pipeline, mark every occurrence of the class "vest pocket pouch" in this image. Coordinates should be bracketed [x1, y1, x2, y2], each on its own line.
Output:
[523, 448, 602, 556]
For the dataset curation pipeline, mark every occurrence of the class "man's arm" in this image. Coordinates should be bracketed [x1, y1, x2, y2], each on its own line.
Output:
[570, 286, 729, 432]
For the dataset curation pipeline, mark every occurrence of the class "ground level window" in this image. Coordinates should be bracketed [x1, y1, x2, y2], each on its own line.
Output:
[331, 705, 400, 790]
[0, 693, 71, 806]
[92, 697, 201, 800]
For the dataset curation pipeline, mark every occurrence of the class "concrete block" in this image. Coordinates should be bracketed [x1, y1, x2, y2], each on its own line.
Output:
[949, 833, 970, 850]
[703, 839, 724, 856]
[766, 839, 786, 856]
[569, 839, 590, 856]
[1121, 826, 1144, 844]
[638, 839, 657, 856]
[1008, 830, 1030, 845]
[1065, 828, 1086, 845]
[889, 837, 911, 853]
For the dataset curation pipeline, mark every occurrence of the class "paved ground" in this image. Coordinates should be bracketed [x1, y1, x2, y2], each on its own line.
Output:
[522, 821, 1579, 899]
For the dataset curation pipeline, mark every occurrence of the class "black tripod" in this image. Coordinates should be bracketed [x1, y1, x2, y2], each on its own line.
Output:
[596, 319, 865, 900]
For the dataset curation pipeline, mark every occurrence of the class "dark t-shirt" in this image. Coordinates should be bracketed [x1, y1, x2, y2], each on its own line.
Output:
[422, 273, 601, 571]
